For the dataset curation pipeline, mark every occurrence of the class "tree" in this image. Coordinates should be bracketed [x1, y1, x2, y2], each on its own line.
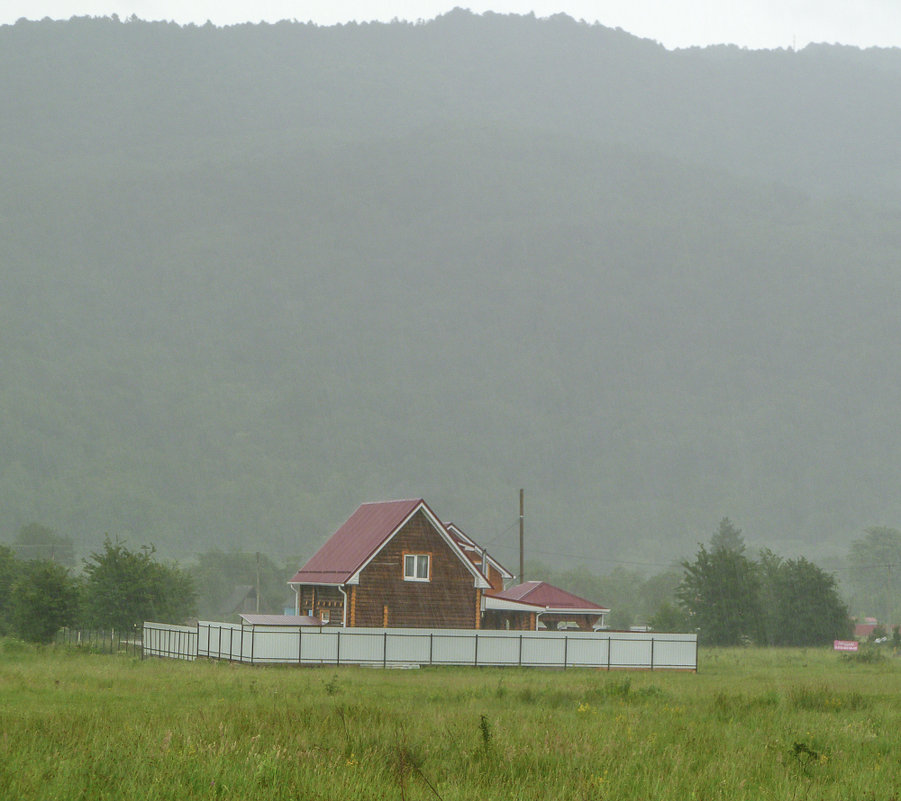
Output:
[8, 559, 80, 643]
[758, 550, 851, 646]
[677, 522, 762, 645]
[0, 545, 20, 635]
[639, 569, 683, 622]
[14, 523, 75, 566]
[847, 527, 901, 624]
[710, 517, 745, 553]
[82, 538, 195, 630]
[648, 601, 691, 632]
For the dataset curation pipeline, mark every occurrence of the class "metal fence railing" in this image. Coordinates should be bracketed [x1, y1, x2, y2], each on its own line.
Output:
[142, 623, 198, 661]
[143, 621, 697, 671]
[55, 628, 144, 657]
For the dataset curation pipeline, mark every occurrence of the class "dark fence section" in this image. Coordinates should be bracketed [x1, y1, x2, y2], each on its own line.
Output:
[55, 628, 143, 657]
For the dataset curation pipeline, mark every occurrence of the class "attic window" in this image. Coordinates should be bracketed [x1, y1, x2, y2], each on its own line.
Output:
[403, 553, 430, 582]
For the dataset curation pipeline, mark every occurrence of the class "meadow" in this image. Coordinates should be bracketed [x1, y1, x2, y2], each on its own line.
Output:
[0, 640, 898, 800]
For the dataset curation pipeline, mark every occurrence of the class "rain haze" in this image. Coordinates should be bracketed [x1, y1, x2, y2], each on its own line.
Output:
[3, 0, 901, 644]
[4, 3, 901, 784]
[5, 0, 901, 49]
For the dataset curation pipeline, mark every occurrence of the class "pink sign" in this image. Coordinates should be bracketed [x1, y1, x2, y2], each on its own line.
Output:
[833, 640, 859, 651]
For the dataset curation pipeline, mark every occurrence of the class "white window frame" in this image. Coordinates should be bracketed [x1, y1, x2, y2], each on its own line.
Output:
[403, 553, 430, 582]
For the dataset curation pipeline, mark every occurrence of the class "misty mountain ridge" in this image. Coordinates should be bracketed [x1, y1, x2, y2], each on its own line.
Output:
[1, 12, 900, 573]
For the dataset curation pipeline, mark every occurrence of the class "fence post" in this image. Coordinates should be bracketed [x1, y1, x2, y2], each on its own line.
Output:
[607, 636, 611, 671]
[336, 630, 341, 666]
[474, 633, 479, 667]
[383, 631, 387, 669]
[650, 637, 655, 671]
[429, 633, 433, 665]
[250, 626, 255, 666]
[563, 636, 568, 670]
[519, 633, 523, 666]
[298, 627, 302, 665]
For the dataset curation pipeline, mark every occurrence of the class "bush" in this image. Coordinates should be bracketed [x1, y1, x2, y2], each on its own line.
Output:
[9, 560, 80, 643]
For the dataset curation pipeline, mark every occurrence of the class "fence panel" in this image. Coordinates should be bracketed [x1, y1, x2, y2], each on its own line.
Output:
[520, 633, 566, 666]
[650, 638, 698, 669]
[429, 631, 478, 665]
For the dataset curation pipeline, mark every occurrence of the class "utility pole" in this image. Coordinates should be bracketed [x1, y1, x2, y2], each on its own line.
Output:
[889, 562, 894, 629]
[255, 551, 261, 613]
[519, 488, 524, 584]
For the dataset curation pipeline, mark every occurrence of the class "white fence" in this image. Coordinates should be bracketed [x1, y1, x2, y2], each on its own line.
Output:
[143, 621, 697, 670]
[143, 622, 198, 660]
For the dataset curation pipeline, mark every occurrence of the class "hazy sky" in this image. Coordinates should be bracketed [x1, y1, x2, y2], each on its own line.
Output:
[4, 1, 901, 50]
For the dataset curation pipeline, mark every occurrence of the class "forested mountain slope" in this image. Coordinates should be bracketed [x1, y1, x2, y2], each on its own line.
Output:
[2, 12, 900, 569]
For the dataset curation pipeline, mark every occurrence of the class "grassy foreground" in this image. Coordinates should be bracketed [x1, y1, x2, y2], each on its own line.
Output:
[0, 641, 899, 800]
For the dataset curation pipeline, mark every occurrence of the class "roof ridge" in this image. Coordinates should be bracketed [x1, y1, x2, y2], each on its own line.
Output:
[359, 498, 424, 505]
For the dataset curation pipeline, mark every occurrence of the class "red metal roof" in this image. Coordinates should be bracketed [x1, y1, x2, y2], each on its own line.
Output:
[289, 499, 423, 585]
[492, 581, 609, 612]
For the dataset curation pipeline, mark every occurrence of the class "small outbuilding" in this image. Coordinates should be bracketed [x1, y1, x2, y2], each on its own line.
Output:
[484, 581, 609, 631]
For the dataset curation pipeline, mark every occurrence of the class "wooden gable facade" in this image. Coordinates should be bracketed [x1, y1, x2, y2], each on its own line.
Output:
[289, 499, 492, 629]
[445, 522, 512, 594]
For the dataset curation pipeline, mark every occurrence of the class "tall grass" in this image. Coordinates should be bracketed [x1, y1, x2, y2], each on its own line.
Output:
[0, 640, 899, 800]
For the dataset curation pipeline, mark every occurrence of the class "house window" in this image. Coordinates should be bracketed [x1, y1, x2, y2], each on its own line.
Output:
[403, 553, 430, 582]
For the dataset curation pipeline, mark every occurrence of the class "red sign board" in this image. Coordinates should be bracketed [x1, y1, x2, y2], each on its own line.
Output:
[833, 639, 859, 652]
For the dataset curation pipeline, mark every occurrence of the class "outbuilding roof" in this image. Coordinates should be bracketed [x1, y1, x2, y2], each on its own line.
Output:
[491, 581, 610, 614]
[239, 614, 323, 626]
[288, 499, 491, 589]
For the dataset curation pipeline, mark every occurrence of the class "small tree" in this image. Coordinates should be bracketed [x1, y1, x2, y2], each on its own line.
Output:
[648, 600, 691, 632]
[0, 545, 19, 635]
[9, 559, 80, 643]
[82, 537, 195, 631]
[847, 526, 901, 623]
[759, 551, 851, 646]
[14, 523, 76, 566]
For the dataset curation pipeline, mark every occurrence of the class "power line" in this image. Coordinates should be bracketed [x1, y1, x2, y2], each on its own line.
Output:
[488, 541, 678, 570]
[477, 518, 520, 547]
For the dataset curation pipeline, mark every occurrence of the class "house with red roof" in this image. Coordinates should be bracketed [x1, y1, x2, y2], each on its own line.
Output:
[288, 498, 609, 632]
[289, 499, 495, 629]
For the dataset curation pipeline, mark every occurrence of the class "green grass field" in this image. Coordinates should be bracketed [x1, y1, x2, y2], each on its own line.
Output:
[0, 640, 898, 800]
